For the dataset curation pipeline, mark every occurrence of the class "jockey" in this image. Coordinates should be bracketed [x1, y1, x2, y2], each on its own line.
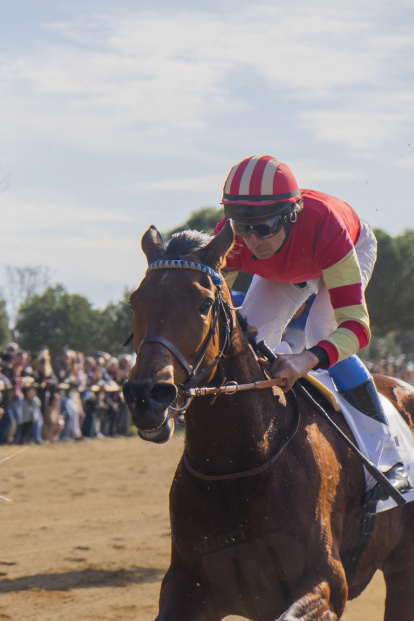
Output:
[215, 154, 412, 496]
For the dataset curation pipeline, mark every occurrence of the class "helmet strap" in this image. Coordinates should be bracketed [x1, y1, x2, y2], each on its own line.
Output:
[275, 206, 299, 254]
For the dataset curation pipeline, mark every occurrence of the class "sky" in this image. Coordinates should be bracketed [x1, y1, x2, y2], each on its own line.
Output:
[1, 0, 414, 314]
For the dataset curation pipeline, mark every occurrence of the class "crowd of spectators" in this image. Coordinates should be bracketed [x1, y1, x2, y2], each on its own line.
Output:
[1, 340, 413, 447]
[0, 342, 134, 445]
[365, 358, 414, 386]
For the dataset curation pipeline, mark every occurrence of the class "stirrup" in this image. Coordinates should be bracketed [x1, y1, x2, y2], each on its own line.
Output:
[379, 462, 413, 501]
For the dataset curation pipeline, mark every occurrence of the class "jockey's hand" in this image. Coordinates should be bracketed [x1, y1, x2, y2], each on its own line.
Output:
[269, 350, 320, 392]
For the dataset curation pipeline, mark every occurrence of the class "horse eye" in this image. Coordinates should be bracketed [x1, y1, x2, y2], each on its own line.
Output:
[199, 299, 213, 316]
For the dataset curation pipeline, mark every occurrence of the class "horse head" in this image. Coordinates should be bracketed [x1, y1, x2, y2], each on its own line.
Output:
[122, 221, 234, 443]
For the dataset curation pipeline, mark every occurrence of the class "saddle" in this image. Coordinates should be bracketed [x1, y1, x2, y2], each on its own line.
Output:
[302, 367, 414, 513]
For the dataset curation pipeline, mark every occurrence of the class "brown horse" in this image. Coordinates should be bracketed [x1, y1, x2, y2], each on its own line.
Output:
[123, 222, 414, 621]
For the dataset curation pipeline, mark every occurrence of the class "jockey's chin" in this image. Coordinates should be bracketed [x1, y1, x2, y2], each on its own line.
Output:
[244, 229, 286, 259]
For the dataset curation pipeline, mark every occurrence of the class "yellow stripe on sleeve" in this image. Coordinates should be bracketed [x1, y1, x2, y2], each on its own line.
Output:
[332, 304, 371, 339]
[322, 327, 362, 363]
[322, 248, 362, 290]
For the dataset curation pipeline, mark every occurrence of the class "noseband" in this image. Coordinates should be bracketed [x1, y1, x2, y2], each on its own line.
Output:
[140, 260, 232, 392]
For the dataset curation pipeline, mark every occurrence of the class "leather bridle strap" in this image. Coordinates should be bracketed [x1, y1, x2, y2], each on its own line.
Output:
[141, 335, 194, 377]
[137, 258, 231, 392]
[140, 295, 232, 391]
[180, 297, 231, 391]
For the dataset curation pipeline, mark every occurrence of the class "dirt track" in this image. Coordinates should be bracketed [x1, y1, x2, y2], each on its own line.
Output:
[0, 436, 385, 620]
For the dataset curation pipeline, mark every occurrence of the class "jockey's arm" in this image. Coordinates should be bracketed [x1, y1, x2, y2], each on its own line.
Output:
[270, 246, 371, 391]
[310, 247, 371, 366]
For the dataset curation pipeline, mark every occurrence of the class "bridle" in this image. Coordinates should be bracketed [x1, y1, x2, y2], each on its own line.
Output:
[140, 259, 232, 393]
[132, 258, 300, 481]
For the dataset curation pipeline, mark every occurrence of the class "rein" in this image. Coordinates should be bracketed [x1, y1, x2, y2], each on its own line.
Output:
[182, 376, 285, 398]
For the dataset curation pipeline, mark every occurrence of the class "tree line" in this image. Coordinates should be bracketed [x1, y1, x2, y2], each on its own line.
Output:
[0, 284, 134, 359]
[1, 206, 413, 362]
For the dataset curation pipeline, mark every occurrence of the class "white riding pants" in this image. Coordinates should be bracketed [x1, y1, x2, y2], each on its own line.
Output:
[240, 222, 377, 353]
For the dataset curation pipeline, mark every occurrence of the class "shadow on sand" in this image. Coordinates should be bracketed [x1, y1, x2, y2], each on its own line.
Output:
[0, 565, 164, 593]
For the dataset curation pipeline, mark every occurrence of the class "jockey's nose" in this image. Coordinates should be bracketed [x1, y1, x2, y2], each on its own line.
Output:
[247, 231, 263, 249]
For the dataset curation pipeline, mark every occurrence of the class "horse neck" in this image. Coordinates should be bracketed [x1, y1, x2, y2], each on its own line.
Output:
[183, 327, 291, 475]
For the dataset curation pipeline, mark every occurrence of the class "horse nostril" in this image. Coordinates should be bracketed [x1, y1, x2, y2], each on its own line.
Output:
[150, 382, 177, 406]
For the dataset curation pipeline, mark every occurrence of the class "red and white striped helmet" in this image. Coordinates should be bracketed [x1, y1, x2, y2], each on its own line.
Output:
[221, 155, 301, 221]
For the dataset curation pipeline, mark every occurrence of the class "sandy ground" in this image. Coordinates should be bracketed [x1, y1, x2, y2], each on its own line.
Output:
[0, 436, 385, 621]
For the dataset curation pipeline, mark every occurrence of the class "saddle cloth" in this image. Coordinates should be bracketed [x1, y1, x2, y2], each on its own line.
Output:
[308, 368, 414, 513]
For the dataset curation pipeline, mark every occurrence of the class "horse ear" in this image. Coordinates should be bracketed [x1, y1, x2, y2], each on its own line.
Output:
[141, 225, 166, 264]
[198, 220, 234, 271]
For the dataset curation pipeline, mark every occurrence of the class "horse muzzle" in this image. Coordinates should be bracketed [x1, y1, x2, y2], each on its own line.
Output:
[122, 378, 178, 440]
[138, 416, 175, 444]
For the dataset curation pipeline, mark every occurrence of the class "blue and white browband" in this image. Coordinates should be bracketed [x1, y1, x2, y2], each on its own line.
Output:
[147, 260, 223, 286]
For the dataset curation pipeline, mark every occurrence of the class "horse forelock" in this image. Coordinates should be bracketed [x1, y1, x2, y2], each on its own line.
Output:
[164, 230, 212, 260]
[130, 230, 215, 307]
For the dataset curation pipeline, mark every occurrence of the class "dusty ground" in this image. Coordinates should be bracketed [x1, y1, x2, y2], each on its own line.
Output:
[0, 436, 385, 621]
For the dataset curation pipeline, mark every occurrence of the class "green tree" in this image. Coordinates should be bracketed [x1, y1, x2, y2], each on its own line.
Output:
[14, 285, 134, 359]
[15, 285, 101, 358]
[0, 297, 11, 347]
[366, 229, 414, 334]
[95, 289, 134, 356]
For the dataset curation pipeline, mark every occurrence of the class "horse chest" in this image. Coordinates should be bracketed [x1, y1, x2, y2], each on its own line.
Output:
[169, 479, 310, 619]
[169, 466, 310, 574]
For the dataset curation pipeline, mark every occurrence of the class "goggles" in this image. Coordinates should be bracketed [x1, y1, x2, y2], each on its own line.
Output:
[232, 215, 285, 239]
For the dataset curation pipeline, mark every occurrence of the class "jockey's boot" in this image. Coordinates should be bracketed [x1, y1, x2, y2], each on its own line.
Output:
[340, 378, 412, 496]
[329, 355, 412, 497]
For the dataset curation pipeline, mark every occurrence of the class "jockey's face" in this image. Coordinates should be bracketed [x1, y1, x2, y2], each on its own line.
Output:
[239, 223, 286, 259]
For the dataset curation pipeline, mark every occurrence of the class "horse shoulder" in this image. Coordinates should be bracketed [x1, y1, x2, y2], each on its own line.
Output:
[292, 395, 364, 513]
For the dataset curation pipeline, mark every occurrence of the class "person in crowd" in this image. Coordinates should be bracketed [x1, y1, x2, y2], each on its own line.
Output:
[65, 354, 87, 393]
[106, 357, 119, 382]
[2, 349, 29, 443]
[73, 352, 88, 390]
[12, 349, 29, 379]
[104, 385, 129, 436]
[83, 356, 96, 377]
[93, 385, 110, 437]
[31, 348, 58, 411]
[52, 347, 75, 383]
[81, 389, 99, 438]
[19, 383, 43, 444]
[42, 391, 65, 442]
[60, 380, 84, 441]
[117, 355, 133, 386]
[0, 361, 13, 445]
[91, 351, 112, 383]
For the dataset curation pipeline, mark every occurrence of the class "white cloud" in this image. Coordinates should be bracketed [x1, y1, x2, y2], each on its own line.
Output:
[300, 89, 414, 156]
[122, 174, 223, 194]
[1, 2, 413, 158]
[398, 157, 414, 169]
[292, 160, 361, 187]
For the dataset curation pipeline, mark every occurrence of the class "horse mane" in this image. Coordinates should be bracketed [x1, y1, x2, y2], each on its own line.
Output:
[165, 230, 212, 259]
